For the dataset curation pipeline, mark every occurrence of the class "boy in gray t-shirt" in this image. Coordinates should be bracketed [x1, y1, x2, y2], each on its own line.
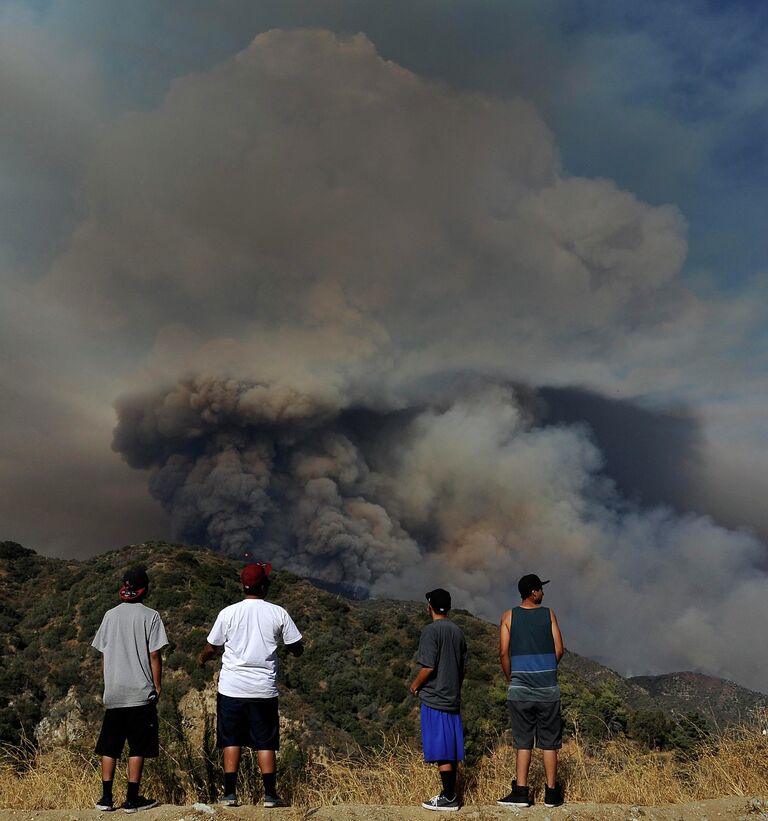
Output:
[92, 568, 168, 813]
[409, 588, 467, 812]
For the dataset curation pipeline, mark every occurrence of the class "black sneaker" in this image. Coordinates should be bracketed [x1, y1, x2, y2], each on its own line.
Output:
[263, 795, 284, 808]
[122, 796, 159, 813]
[497, 782, 531, 807]
[217, 793, 238, 806]
[544, 783, 564, 807]
[421, 793, 459, 812]
[95, 798, 115, 812]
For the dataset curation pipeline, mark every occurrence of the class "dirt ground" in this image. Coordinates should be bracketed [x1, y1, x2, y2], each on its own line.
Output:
[1, 797, 768, 821]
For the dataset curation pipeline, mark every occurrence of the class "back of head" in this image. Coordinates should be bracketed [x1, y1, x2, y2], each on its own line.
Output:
[426, 587, 451, 615]
[517, 573, 549, 600]
[120, 567, 149, 602]
[241, 561, 272, 596]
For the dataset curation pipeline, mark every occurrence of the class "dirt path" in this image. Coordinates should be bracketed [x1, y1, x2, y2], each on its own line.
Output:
[1, 797, 767, 821]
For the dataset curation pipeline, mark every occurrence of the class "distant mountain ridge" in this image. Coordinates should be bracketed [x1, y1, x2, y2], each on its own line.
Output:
[0, 539, 765, 757]
[561, 652, 767, 725]
[628, 672, 766, 727]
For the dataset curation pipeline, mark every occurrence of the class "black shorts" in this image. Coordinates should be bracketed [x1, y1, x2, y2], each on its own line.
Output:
[508, 700, 562, 750]
[217, 694, 280, 750]
[95, 704, 159, 759]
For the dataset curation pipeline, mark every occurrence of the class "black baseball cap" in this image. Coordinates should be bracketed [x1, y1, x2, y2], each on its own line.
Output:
[120, 567, 149, 601]
[518, 574, 549, 599]
[426, 588, 451, 614]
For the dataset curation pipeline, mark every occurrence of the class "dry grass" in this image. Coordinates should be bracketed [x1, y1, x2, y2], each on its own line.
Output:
[0, 741, 102, 810]
[2, 726, 767, 810]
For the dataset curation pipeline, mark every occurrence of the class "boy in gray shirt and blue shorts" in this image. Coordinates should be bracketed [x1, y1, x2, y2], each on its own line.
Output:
[409, 588, 467, 812]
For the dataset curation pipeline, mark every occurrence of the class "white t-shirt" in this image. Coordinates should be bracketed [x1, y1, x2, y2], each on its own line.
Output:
[207, 598, 302, 698]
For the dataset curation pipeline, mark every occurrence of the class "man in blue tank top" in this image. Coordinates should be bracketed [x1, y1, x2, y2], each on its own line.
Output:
[497, 574, 564, 808]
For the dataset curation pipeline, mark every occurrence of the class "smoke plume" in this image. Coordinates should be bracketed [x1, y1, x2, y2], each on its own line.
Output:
[33, 27, 762, 688]
[113, 375, 768, 688]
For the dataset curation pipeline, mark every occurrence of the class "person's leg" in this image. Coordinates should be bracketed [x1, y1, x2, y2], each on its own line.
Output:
[437, 761, 456, 799]
[515, 748, 533, 787]
[259, 750, 277, 798]
[223, 746, 242, 774]
[538, 700, 564, 804]
[101, 756, 117, 782]
[251, 698, 280, 801]
[126, 757, 144, 803]
[95, 709, 126, 808]
[497, 702, 534, 806]
[99, 756, 117, 807]
[257, 749, 276, 774]
[123, 702, 160, 807]
[222, 746, 241, 797]
[542, 749, 558, 788]
[217, 695, 245, 800]
[127, 756, 145, 783]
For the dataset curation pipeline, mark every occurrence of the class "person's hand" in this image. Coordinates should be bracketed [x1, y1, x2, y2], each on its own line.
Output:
[409, 685, 419, 697]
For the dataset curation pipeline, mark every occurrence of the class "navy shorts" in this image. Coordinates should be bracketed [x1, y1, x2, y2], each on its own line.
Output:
[508, 700, 562, 750]
[420, 703, 465, 763]
[95, 704, 159, 759]
[217, 694, 280, 750]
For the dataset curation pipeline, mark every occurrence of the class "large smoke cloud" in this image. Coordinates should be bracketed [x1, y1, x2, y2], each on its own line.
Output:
[113, 374, 768, 688]
[38, 28, 767, 688]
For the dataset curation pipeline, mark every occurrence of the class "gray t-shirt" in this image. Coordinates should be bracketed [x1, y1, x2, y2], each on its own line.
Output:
[417, 618, 467, 712]
[92, 602, 169, 708]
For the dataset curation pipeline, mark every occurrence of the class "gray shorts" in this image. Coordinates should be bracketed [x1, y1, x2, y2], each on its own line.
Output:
[508, 700, 562, 750]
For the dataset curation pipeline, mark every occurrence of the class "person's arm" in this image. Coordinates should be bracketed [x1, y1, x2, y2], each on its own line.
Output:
[280, 611, 304, 657]
[411, 625, 439, 696]
[198, 642, 221, 668]
[285, 639, 304, 657]
[150, 650, 162, 697]
[409, 666, 434, 696]
[499, 610, 512, 682]
[550, 609, 564, 663]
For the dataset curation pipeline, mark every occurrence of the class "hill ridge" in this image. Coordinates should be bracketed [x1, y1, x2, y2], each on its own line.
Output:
[1, 539, 766, 757]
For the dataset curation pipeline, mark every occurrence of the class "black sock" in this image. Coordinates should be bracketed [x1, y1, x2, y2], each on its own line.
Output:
[439, 768, 456, 800]
[262, 772, 277, 797]
[223, 772, 237, 796]
[126, 782, 140, 802]
[101, 780, 113, 803]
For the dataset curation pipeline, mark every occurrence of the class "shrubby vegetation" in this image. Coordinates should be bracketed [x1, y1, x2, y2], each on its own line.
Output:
[0, 539, 744, 763]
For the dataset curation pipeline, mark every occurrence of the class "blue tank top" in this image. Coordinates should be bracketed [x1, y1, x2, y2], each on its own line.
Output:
[507, 606, 560, 702]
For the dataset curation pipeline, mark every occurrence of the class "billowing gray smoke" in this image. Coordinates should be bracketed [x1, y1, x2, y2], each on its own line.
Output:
[113, 375, 422, 584]
[113, 374, 768, 690]
[30, 26, 764, 689]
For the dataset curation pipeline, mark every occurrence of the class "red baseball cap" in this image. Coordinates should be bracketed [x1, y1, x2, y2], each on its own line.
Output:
[241, 562, 272, 588]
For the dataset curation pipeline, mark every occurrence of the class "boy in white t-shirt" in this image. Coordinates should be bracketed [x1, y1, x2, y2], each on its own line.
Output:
[198, 562, 303, 808]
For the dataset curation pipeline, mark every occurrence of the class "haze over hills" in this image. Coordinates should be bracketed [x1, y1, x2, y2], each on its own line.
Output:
[0, 540, 765, 759]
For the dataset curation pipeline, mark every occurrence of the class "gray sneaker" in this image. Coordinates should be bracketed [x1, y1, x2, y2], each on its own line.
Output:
[421, 793, 459, 812]
[263, 795, 284, 808]
[217, 794, 238, 806]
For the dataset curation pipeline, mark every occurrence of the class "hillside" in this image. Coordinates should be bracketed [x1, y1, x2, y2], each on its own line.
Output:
[629, 672, 767, 727]
[1, 539, 765, 763]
